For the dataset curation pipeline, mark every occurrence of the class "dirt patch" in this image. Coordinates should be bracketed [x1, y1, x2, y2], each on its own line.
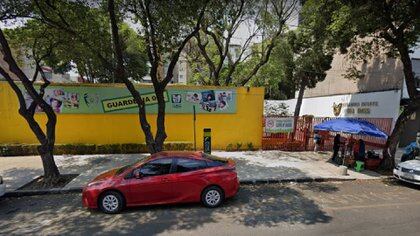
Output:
[17, 174, 79, 190]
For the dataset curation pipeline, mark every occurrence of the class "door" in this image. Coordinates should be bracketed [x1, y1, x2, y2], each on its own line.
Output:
[127, 158, 175, 205]
[171, 158, 209, 202]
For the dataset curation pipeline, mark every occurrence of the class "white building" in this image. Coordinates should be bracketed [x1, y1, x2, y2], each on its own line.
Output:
[268, 44, 420, 146]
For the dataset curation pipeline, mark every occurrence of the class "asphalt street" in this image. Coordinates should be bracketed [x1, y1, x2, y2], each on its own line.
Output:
[1, 179, 420, 236]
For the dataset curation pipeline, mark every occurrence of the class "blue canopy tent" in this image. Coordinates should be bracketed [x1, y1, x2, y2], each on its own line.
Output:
[314, 118, 388, 139]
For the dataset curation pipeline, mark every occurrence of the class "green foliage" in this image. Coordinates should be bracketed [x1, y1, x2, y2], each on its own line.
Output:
[240, 39, 296, 99]
[235, 142, 242, 151]
[226, 143, 234, 151]
[301, 0, 420, 81]
[238, 27, 333, 99]
[4, 16, 148, 83]
[187, 0, 298, 86]
[0, 0, 31, 21]
[119, 24, 149, 82]
[126, 0, 208, 59]
[246, 142, 255, 151]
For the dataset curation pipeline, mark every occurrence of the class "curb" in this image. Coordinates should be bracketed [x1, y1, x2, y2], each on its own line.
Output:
[3, 177, 364, 198]
[4, 187, 82, 198]
[239, 177, 358, 185]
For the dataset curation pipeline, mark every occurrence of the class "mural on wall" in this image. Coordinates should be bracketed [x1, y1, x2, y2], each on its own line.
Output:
[22, 85, 237, 114]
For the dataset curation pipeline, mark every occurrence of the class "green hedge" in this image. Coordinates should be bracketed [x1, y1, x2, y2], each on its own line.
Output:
[0, 142, 193, 156]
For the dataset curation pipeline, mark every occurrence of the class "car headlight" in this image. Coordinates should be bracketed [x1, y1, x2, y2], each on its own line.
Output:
[395, 165, 401, 170]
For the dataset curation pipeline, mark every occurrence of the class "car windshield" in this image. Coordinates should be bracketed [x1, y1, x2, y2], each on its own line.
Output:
[135, 155, 152, 166]
[202, 153, 228, 164]
[115, 156, 152, 175]
[115, 164, 131, 175]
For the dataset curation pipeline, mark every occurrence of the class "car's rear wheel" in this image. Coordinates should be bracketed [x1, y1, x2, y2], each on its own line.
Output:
[99, 191, 124, 214]
[201, 186, 224, 208]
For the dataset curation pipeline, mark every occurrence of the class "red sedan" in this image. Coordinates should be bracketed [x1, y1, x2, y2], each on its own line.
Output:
[82, 151, 239, 213]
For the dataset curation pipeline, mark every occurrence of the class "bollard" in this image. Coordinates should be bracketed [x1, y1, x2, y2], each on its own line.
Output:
[338, 165, 348, 176]
[203, 128, 211, 154]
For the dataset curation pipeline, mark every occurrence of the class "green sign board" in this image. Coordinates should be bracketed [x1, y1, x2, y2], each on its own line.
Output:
[101, 91, 169, 113]
[21, 85, 236, 114]
[264, 117, 294, 133]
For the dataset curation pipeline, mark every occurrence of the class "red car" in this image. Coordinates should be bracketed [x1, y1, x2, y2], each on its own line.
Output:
[82, 151, 239, 213]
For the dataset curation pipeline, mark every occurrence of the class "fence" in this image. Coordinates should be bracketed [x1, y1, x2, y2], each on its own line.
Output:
[262, 116, 393, 151]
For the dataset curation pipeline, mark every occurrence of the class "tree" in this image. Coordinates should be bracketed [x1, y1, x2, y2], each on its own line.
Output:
[20, 0, 208, 153]
[124, 0, 209, 152]
[0, 3, 61, 182]
[303, 0, 420, 169]
[236, 38, 296, 99]
[4, 17, 148, 83]
[287, 32, 333, 117]
[191, 0, 299, 86]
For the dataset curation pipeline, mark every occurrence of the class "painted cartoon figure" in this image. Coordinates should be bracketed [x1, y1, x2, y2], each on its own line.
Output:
[50, 97, 63, 113]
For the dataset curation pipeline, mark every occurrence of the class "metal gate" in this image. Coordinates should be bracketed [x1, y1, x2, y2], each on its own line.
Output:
[262, 116, 393, 151]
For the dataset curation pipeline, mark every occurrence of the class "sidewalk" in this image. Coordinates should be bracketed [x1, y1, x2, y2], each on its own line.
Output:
[0, 151, 388, 194]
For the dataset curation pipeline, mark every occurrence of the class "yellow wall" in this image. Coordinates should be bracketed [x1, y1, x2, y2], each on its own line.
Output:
[0, 82, 264, 150]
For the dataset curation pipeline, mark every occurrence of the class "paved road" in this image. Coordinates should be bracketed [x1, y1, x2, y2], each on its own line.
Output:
[1, 179, 420, 236]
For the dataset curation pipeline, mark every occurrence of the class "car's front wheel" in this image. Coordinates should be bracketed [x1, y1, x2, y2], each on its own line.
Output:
[98, 191, 124, 214]
[201, 186, 224, 208]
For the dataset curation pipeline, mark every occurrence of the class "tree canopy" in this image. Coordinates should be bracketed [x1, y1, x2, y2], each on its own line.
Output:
[187, 0, 299, 86]
[4, 6, 148, 83]
[300, 0, 420, 168]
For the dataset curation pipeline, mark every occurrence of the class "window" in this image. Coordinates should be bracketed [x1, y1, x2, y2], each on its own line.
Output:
[175, 158, 207, 173]
[139, 158, 172, 176]
[207, 160, 224, 167]
[415, 76, 420, 88]
[202, 153, 227, 167]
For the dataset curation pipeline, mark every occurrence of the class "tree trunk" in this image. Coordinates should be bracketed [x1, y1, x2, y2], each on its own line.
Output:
[0, 29, 60, 181]
[381, 41, 420, 170]
[294, 78, 307, 117]
[382, 100, 419, 169]
[154, 87, 167, 152]
[397, 42, 417, 99]
[125, 80, 156, 153]
[108, 0, 125, 83]
[39, 146, 60, 180]
[107, 0, 157, 153]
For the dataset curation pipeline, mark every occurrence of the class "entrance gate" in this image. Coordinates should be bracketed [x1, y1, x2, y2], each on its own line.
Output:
[262, 116, 393, 151]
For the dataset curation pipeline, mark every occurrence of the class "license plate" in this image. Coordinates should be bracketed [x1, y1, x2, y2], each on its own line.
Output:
[402, 173, 415, 180]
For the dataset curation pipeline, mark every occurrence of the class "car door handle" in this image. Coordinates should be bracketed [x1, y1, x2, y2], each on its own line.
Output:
[161, 177, 170, 183]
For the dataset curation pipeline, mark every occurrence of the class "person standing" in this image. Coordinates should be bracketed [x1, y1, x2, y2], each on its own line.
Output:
[332, 134, 341, 161]
[358, 139, 366, 161]
[353, 139, 360, 160]
[346, 136, 355, 157]
[314, 131, 321, 152]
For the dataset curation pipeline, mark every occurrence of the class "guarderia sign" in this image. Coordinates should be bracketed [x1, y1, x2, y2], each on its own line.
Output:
[102, 92, 169, 112]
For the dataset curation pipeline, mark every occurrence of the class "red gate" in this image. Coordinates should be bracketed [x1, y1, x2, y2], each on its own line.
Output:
[262, 116, 393, 151]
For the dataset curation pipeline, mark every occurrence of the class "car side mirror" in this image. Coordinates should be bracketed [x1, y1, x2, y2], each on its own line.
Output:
[133, 169, 142, 179]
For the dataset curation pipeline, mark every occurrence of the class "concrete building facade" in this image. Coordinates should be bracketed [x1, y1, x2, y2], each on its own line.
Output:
[274, 45, 420, 147]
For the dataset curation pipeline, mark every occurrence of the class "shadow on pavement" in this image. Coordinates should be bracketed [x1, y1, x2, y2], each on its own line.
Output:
[0, 167, 43, 191]
[296, 182, 339, 193]
[0, 184, 332, 235]
[235, 159, 313, 180]
[383, 178, 420, 191]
